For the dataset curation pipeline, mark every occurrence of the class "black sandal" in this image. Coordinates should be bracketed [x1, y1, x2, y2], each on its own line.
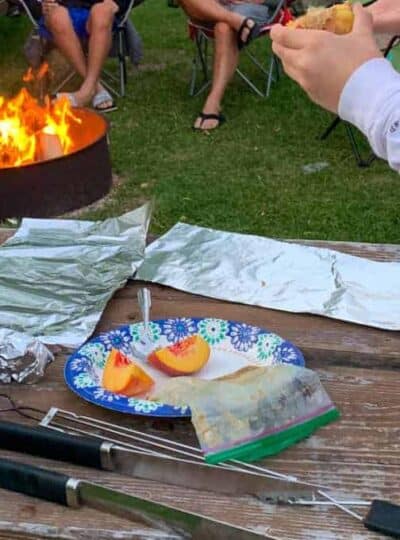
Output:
[237, 17, 259, 49]
[193, 112, 226, 131]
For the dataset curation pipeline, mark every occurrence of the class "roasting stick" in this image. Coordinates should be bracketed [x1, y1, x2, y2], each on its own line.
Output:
[43, 410, 320, 484]
[41, 408, 367, 508]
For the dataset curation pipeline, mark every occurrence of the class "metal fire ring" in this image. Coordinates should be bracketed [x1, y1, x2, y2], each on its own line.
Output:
[0, 109, 112, 219]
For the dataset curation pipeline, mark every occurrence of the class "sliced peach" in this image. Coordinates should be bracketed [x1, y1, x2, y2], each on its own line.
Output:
[148, 335, 210, 376]
[102, 348, 154, 396]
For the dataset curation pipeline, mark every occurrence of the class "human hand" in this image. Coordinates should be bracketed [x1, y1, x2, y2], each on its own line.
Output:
[367, 0, 400, 34]
[270, 3, 382, 113]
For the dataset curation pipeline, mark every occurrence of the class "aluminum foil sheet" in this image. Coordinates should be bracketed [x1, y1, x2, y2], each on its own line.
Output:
[0, 328, 53, 383]
[0, 203, 151, 348]
[136, 222, 400, 331]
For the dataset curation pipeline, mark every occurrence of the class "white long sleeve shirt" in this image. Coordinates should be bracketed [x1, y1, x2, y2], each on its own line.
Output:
[338, 58, 400, 172]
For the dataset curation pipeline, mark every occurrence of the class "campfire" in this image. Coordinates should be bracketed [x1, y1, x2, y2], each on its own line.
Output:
[0, 71, 81, 169]
[0, 66, 112, 218]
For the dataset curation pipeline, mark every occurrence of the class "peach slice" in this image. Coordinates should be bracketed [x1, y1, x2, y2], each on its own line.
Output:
[102, 348, 154, 396]
[148, 335, 210, 376]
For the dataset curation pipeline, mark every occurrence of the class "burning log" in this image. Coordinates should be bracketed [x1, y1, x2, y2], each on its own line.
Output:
[37, 126, 64, 162]
[0, 86, 80, 169]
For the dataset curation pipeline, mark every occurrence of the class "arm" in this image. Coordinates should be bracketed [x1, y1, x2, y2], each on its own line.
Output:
[339, 58, 400, 171]
[270, 4, 400, 173]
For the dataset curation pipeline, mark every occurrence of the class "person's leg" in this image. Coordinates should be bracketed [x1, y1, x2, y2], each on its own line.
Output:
[179, 0, 256, 44]
[73, 0, 118, 106]
[44, 5, 87, 79]
[194, 22, 238, 130]
[194, 3, 271, 129]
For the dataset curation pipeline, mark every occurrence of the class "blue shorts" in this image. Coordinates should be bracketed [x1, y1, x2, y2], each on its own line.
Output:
[226, 2, 270, 25]
[39, 7, 90, 40]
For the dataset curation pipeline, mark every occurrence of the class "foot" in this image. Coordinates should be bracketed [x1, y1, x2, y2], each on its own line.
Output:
[193, 111, 226, 131]
[92, 87, 117, 113]
[237, 17, 259, 49]
[54, 88, 94, 108]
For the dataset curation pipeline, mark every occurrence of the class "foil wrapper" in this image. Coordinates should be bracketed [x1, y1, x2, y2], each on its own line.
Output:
[0, 203, 151, 348]
[136, 222, 400, 331]
[0, 329, 53, 384]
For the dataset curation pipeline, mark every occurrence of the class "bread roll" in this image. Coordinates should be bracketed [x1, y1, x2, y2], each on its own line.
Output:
[287, 3, 354, 35]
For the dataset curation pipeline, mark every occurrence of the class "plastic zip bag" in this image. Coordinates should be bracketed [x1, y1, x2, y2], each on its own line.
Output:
[153, 364, 339, 463]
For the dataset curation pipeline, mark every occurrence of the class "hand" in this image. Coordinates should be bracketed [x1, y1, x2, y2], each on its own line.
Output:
[42, 0, 57, 17]
[270, 4, 382, 113]
[367, 0, 400, 34]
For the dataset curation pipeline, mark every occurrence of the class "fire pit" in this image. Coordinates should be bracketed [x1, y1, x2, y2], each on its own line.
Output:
[0, 89, 112, 218]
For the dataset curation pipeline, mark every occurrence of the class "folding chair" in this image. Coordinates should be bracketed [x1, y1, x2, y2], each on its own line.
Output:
[320, 34, 400, 167]
[188, 0, 294, 98]
[18, 0, 142, 98]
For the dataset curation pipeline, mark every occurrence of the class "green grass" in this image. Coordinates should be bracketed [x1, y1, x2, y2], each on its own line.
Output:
[1, 7, 399, 242]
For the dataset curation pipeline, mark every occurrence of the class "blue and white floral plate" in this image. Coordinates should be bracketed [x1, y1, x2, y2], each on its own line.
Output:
[65, 317, 305, 418]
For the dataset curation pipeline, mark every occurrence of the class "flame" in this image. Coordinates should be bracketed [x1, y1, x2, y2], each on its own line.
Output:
[0, 66, 81, 169]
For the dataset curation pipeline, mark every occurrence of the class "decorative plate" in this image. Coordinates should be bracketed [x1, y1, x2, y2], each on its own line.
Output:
[64, 317, 305, 418]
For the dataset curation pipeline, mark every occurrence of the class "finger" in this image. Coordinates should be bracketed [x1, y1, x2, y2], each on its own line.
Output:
[270, 24, 322, 50]
[352, 3, 374, 34]
[272, 42, 301, 70]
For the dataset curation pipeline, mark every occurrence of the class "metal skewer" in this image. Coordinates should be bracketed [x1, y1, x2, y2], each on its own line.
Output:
[40, 408, 368, 509]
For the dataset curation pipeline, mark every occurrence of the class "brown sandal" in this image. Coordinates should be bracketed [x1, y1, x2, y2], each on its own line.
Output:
[237, 17, 259, 49]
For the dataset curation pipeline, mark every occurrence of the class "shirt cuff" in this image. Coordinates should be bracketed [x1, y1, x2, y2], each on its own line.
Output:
[338, 58, 400, 158]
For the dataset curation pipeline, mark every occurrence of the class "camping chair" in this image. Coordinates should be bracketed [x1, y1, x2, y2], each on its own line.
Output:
[320, 34, 400, 167]
[18, 0, 142, 98]
[188, 0, 294, 98]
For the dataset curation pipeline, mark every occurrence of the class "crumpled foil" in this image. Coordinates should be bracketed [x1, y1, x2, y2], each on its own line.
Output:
[0, 328, 54, 383]
[136, 222, 400, 331]
[0, 203, 151, 348]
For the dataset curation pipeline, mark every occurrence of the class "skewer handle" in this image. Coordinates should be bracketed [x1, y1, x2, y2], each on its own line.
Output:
[0, 420, 104, 469]
[364, 500, 400, 538]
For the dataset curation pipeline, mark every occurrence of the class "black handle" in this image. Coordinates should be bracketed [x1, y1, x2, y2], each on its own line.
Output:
[0, 420, 103, 469]
[364, 500, 400, 538]
[0, 457, 71, 505]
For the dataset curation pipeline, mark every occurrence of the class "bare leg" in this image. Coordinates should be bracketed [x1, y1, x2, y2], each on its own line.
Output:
[194, 22, 238, 130]
[45, 5, 87, 78]
[73, 0, 118, 106]
[180, 0, 256, 43]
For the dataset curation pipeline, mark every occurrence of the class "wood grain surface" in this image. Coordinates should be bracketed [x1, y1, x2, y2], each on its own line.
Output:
[0, 227, 399, 539]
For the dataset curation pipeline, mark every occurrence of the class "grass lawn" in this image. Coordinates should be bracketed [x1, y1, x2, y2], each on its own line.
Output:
[0, 7, 399, 243]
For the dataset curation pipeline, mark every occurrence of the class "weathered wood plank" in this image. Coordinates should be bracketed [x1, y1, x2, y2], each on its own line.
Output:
[0, 521, 177, 540]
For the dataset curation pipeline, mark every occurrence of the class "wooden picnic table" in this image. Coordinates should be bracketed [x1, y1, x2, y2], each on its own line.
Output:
[0, 227, 399, 540]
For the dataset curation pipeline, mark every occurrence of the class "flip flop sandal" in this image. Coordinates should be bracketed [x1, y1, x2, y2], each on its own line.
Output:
[193, 112, 226, 131]
[237, 17, 259, 50]
[92, 90, 118, 113]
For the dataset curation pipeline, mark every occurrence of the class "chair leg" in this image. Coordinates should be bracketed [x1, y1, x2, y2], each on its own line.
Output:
[233, 44, 279, 98]
[320, 116, 342, 140]
[345, 124, 376, 168]
[52, 70, 77, 94]
[189, 32, 211, 97]
[236, 67, 265, 98]
[265, 54, 279, 98]
[118, 29, 127, 97]
[320, 116, 376, 167]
